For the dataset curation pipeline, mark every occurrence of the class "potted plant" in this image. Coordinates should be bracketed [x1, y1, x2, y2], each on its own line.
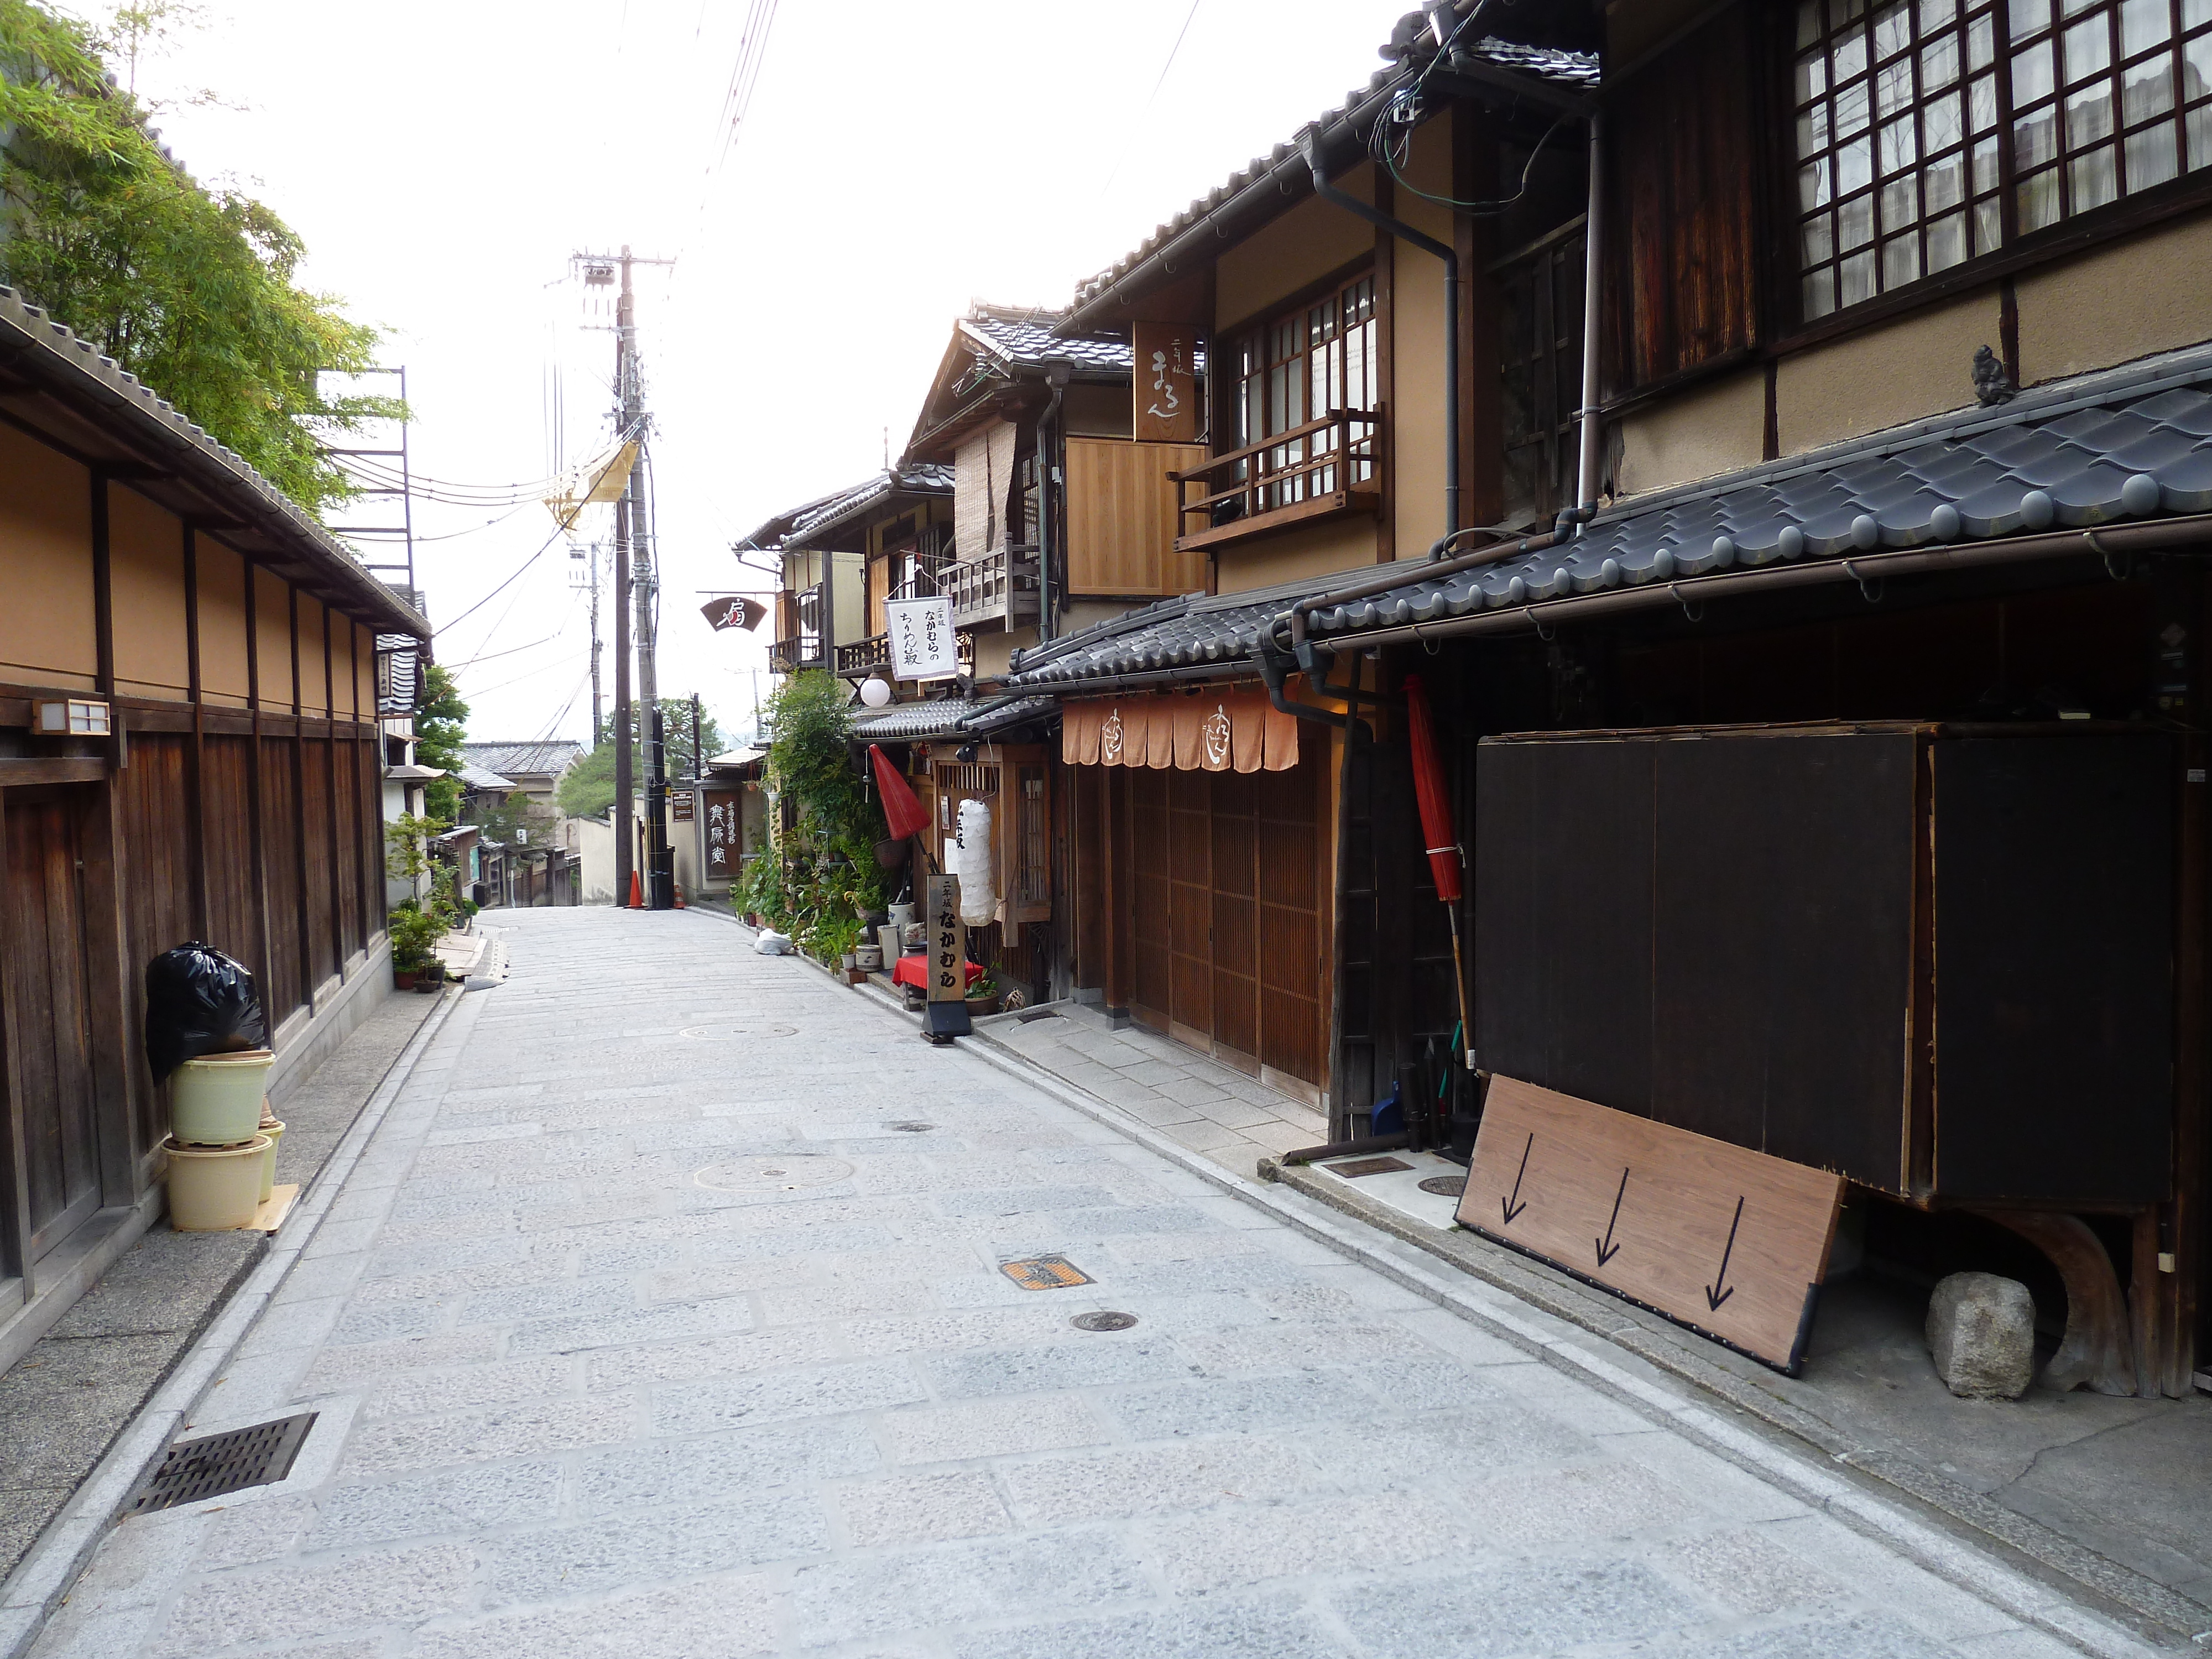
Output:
[388, 903, 440, 990]
[964, 969, 1001, 1018]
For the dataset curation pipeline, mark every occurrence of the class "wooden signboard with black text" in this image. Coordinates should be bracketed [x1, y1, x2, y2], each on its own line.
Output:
[1131, 321, 1198, 444]
[1457, 1076, 1845, 1372]
[926, 873, 966, 1003]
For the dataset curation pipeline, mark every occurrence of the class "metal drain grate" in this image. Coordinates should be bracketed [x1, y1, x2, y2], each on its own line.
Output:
[1015, 1007, 1062, 1024]
[1418, 1175, 1468, 1197]
[999, 1254, 1092, 1290]
[1327, 1156, 1413, 1178]
[124, 1413, 316, 1515]
[1072, 1311, 1138, 1332]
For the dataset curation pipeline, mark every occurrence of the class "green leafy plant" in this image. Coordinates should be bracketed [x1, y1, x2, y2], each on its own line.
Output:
[0, 1, 399, 515]
[744, 672, 888, 963]
[384, 810, 443, 883]
[412, 665, 467, 823]
[556, 696, 724, 820]
[385, 902, 440, 975]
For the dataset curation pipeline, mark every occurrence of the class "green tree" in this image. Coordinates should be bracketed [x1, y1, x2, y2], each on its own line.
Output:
[0, 1, 397, 514]
[467, 789, 531, 846]
[413, 664, 467, 823]
[738, 671, 887, 958]
[554, 697, 722, 820]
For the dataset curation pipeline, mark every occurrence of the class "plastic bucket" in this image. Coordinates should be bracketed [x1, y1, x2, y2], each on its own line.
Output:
[166, 1134, 271, 1230]
[170, 1053, 275, 1146]
[258, 1120, 286, 1201]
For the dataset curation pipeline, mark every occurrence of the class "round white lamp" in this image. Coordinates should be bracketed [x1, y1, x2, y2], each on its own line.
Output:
[859, 676, 893, 708]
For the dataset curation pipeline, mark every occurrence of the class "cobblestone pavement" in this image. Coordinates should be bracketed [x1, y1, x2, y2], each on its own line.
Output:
[26, 909, 2156, 1658]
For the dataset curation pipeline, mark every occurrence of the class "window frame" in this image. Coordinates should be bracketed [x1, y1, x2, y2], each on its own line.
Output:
[1783, 0, 2212, 331]
[1225, 265, 1383, 510]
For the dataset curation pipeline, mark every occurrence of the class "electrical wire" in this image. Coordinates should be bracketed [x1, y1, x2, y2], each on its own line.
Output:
[443, 624, 575, 672]
[1370, 106, 1571, 213]
[1098, 0, 1206, 201]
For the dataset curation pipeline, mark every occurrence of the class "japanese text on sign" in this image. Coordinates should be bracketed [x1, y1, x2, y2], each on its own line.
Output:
[926, 873, 966, 1003]
[1131, 320, 1197, 443]
[885, 596, 958, 682]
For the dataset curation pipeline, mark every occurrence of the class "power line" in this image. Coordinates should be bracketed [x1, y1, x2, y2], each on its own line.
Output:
[1098, 0, 1206, 200]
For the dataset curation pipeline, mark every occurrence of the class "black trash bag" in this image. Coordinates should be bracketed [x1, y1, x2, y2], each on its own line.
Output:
[144, 941, 268, 1083]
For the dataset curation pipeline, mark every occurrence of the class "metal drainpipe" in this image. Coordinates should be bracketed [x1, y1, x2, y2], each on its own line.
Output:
[1302, 133, 1458, 542]
[1574, 109, 1606, 515]
[1037, 366, 1070, 645]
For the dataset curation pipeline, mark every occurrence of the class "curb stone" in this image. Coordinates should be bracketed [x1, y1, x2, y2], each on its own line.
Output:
[0, 985, 466, 1659]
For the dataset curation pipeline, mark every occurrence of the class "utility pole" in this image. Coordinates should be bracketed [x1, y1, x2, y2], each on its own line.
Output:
[580, 242, 675, 910]
[587, 540, 604, 748]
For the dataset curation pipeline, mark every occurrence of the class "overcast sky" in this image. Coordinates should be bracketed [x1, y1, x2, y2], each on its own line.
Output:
[109, 0, 1412, 748]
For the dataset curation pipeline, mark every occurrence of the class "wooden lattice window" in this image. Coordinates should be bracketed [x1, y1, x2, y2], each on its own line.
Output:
[1499, 221, 1587, 525]
[1230, 272, 1380, 509]
[1792, 0, 2212, 321]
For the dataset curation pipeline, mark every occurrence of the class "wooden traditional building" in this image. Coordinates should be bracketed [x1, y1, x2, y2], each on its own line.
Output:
[986, 0, 2212, 1398]
[0, 286, 429, 1368]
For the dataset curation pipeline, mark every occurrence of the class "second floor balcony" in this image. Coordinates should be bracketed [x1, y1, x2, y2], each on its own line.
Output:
[836, 630, 974, 680]
[1170, 411, 1381, 554]
[941, 544, 1040, 632]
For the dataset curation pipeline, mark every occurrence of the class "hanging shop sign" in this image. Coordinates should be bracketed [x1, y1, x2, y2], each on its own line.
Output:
[1132, 321, 1199, 444]
[700, 595, 767, 632]
[1061, 688, 1301, 773]
[885, 596, 959, 682]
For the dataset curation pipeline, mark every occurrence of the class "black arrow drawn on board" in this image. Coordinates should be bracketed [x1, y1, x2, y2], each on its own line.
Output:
[1705, 1196, 1746, 1311]
[1594, 1167, 1629, 1267]
[1501, 1133, 1533, 1225]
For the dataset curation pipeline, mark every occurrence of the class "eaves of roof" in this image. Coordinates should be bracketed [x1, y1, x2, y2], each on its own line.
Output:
[1004, 343, 2212, 687]
[1061, 32, 1595, 335]
[789, 463, 954, 547]
[0, 285, 429, 640]
[849, 693, 1058, 743]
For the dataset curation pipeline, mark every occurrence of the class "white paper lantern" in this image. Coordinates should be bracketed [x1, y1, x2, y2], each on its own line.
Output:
[859, 676, 893, 708]
[953, 799, 995, 924]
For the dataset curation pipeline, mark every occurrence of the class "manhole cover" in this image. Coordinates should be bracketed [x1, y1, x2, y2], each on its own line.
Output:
[885, 1121, 936, 1133]
[1327, 1155, 1413, 1178]
[1419, 1175, 1468, 1197]
[1072, 1311, 1138, 1332]
[124, 1412, 316, 1515]
[693, 1155, 854, 1192]
[999, 1254, 1092, 1291]
[678, 1025, 797, 1042]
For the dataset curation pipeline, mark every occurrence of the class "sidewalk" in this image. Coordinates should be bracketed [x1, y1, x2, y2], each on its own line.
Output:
[0, 986, 447, 1587]
[17, 907, 2166, 1658]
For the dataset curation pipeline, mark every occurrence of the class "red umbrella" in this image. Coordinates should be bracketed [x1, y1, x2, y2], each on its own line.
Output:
[869, 744, 930, 842]
[1403, 674, 1472, 1066]
[1403, 674, 1462, 903]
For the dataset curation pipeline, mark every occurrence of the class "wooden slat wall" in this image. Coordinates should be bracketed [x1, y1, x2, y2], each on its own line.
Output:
[301, 739, 336, 991]
[201, 735, 260, 992]
[335, 739, 363, 961]
[260, 735, 303, 1020]
[356, 740, 382, 937]
[1065, 438, 1209, 597]
[1605, 5, 1759, 394]
[118, 735, 192, 1153]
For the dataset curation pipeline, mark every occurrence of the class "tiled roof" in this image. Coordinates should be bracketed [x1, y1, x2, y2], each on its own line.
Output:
[0, 286, 427, 640]
[456, 761, 517, 792]
[460, 740, 586, 780]
[1065, 25, 1595, 323]
[742, 463, 954, 552]
[1004, 345, 2212, 686]
[849, 693, 1058, 742]
[962, 310, 1133, 373]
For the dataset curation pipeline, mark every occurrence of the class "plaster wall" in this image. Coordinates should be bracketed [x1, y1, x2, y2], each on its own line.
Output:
[298, 596, 328, 714]
[1063, 384, 1133, 439]
[1217, 170, 1375, 333]
[197, 540, 252, 708]
[1775, 290, 1997, 456]
[108, 484, 189, 698]
[1615, 366, 1768, 498]
[0, 421, 96, 691]
[254, 566, 293, 709]
[1391, 118, 1453, 562]
[1215, 520, 1379, 595]
[2016, 210, 2212, 385]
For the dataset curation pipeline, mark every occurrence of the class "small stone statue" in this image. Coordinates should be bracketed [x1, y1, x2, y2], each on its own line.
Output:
[1972, 345, 2016, 406]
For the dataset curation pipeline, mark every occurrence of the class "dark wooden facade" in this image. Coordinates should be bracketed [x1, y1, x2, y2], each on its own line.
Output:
[0, 293, 424, 1343]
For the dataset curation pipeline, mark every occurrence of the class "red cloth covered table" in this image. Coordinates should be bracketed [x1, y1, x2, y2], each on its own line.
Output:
[891, 954, 985, 992]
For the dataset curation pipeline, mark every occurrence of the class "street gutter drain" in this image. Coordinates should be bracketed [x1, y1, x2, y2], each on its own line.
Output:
[123, 1412, 316, 1516]
[1327, 1156, 1413, 1178]
[999, 1254, 1092, 1290]
[1418, 1175, 1468, 1197]
[1072, 1311, 1138, 1332]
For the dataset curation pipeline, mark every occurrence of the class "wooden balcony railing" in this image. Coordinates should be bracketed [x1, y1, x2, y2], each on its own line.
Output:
[1169, 410, 1381, 553]
[941, 544, 1040, 630]
[837, 632, 973, 679]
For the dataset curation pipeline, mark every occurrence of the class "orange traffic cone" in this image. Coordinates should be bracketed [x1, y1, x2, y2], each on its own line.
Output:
[627, 870, 643, 909]
[674, 890, 685, 908]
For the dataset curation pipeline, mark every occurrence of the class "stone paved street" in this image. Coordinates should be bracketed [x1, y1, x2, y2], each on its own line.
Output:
[24, 909, 2159, 1658]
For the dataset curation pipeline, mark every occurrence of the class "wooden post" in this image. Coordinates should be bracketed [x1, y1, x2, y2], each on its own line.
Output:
[324, 613, 342, 975]
[82, 468, 140, 1193]
[244, 562, 273, 1008]
[289, 584, 311, 1006]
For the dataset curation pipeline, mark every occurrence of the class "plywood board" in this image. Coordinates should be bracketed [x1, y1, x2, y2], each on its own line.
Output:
[1456, 1076, 1844, 1372]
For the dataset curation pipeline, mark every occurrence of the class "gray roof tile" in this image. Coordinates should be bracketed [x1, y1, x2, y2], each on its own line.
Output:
[1003, 344, 2212, 688]
[848, 694, 1057, 743]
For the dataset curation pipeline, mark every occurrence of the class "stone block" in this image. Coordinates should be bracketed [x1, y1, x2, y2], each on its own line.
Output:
[310, 1460, 564, 1550]
[149, 1542, 476, 1654]
[953, 1600, 1346, 1659]
[571, 1418, 880, 1512]
[1926, 1272, 2036, 1400]
[789, 1526, 1147, 1646]
[1329, 1557, 1703, 1659]
[832, 1470, 1015, 1546]
[482, 1493, 826, 1604]
[884, 1394, 1110, 1463]
[924, 1337, 1196, 1399]
[650, 1357, 926, 1436]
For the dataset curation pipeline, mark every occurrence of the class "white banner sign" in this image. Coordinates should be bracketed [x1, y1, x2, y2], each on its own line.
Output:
[885, 596, 958, 682]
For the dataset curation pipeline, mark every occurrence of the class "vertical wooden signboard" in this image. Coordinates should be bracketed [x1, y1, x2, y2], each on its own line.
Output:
[1132, 322, 1198, 444]
[925, 872, 970, 1040]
